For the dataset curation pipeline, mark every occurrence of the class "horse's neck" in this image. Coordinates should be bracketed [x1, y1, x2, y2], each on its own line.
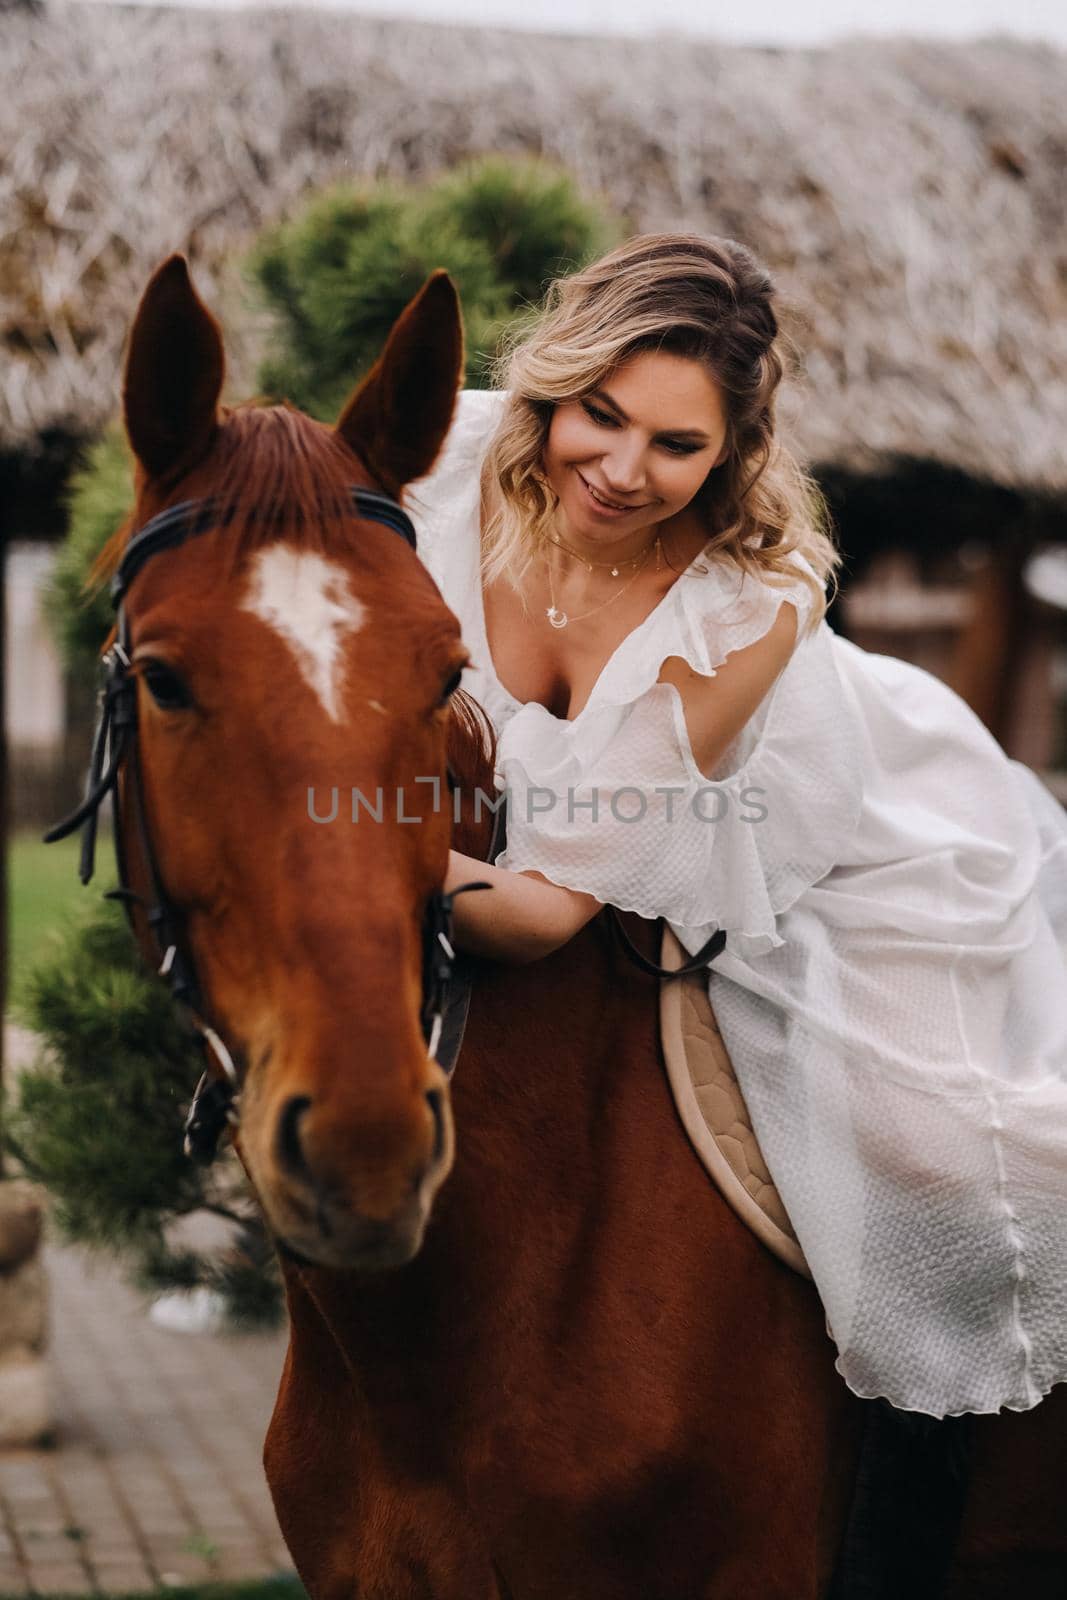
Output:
[298, 913, 645, 1331]
[293, 690, 640, 1362]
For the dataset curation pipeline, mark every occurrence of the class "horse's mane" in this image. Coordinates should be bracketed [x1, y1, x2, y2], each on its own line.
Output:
[90, 403, 379, 593]
[448, 689, 498, 804]
[444, 682, 499, 866]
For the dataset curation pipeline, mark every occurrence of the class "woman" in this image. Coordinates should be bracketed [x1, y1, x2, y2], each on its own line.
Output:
[407, 232, 1067, 1420]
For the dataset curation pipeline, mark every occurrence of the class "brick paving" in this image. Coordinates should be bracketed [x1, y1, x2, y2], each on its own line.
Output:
[0, 1240, 297, 1597]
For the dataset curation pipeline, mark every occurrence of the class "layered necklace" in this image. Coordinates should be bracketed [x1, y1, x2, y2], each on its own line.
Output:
[543, 531, 662, 630]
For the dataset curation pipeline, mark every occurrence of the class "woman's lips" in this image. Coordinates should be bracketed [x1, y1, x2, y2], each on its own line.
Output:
[576, 470, 648, 515]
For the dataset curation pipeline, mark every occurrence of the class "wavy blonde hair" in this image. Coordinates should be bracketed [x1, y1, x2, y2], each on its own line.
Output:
[480, 232, 840, 636]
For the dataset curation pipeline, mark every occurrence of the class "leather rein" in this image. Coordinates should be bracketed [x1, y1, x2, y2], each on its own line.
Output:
[43, 484, 726, 1164]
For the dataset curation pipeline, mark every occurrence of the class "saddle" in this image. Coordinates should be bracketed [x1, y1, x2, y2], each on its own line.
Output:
[437, 891, 807, 1278]
[657, 924, 809, 1279]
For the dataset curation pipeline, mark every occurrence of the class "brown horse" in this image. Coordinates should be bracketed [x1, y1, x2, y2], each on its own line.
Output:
[98, 256, 1066, 1599]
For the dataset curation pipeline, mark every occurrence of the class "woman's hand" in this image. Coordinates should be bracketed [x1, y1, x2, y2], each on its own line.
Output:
[444, 849, 604, 965]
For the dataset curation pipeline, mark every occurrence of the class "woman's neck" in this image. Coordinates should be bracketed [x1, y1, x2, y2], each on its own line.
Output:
[545, 512, 661, 571]
[546, 505, 710, 580]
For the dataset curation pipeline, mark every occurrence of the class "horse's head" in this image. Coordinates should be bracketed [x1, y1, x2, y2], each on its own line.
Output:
[102, 254, 484, 1271]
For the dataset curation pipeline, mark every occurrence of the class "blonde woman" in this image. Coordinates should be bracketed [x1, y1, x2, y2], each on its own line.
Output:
[408, 232, 1067, 1421]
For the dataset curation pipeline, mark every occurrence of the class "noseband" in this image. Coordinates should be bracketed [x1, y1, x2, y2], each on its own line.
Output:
[43, 486, 490, 1164]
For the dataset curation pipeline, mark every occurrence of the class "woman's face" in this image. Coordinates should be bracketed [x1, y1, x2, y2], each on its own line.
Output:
[542, 350, 729, 546]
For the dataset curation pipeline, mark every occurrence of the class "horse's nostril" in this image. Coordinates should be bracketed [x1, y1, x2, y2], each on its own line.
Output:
[425, 1088, 445, 1165]
[277, 1095, 313, 1181]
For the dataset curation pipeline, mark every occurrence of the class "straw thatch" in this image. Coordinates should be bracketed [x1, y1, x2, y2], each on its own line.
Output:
[1, 2, 1065, 491]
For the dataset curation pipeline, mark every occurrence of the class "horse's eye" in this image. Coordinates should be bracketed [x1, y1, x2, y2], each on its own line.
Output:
[142, 663, 192, 711]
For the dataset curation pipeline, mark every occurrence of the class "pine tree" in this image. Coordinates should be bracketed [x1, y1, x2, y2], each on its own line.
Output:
[248, 155, 617, 418]
[4, 898, 284, 1326]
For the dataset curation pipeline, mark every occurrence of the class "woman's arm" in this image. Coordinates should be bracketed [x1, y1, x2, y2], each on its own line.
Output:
[444, 849, 604, 965]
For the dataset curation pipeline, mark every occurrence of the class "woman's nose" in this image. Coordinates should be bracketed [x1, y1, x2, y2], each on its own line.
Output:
[601, 445, 648, 494]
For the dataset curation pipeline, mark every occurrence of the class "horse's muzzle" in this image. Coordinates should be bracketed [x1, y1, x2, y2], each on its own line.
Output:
[274, 1198, 432, 1273]
[260, 1077, 454, 1271]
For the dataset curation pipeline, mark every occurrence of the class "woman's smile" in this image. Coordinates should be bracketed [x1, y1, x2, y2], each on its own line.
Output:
[575, 469, 652, 518]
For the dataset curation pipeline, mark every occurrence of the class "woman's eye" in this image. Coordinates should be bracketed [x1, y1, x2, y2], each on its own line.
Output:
[582, 401, 615, 427]
[582, 401, 700, 457]
[142, 663, 192, 711]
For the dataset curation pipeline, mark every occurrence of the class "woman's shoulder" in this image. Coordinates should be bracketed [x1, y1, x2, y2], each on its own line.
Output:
[414, 388, 508, 487]
[406, 389, 507, 506]
[404, 389, 508, 578]
[668, 544, 824, 675]
[453, 386, 510, 426]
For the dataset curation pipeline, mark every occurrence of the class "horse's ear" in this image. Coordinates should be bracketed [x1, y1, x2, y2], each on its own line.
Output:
[335, 270, 464, 492]
[123, 254, 225, 481]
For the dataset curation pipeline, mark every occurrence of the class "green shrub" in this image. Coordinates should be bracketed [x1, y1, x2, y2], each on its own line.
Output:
[420, 154, 617, 309]
[250, 183, 503, 415]
[3, 898, 282, 1327]
[249, 154, 619, 413]
[44, 424, 133, 672]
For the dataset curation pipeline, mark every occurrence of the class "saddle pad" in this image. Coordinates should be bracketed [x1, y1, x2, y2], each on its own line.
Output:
[658, 924, 811, 1280]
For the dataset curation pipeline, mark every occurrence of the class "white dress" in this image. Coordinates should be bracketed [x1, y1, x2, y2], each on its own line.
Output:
[408, 388, 1067, 1419]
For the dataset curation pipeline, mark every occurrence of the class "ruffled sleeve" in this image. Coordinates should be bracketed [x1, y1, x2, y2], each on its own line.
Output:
[404, 389, 507, 594]
[493, 553, 866, 961]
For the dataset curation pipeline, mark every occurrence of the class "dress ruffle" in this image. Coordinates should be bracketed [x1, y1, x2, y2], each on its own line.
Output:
[493, 563, 864, 962]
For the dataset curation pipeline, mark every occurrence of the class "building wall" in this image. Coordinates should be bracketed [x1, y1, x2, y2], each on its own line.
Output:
[4, 541, 88, 828]
[5, 542, 65, 750]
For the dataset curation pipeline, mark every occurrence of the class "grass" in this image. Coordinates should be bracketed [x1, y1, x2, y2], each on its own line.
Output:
[6, 826, 116, 1014]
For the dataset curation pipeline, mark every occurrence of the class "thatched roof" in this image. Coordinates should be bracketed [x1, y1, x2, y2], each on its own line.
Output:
[2, 2, 1065, 490]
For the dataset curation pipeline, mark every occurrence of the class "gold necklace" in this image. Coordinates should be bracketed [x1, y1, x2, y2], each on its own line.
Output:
[546, 533, 654, 578]
[544, 534, 661, 630]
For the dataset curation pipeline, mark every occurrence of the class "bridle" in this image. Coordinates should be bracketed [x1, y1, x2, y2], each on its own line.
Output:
[43, 486, 490, 1164]
[44, 481, 728, 1166]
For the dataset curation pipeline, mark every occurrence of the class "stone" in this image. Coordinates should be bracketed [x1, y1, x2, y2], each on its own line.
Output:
[0, 1180, 45, 1271]
[0, 1349, 51, 1447]
[0, 1256, 47, 1353]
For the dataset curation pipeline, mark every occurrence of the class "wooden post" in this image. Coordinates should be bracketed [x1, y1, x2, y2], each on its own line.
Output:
[1, 525, 7, 1181]
[945, 541, 1031, 748]
[838, 550, 971, 682]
